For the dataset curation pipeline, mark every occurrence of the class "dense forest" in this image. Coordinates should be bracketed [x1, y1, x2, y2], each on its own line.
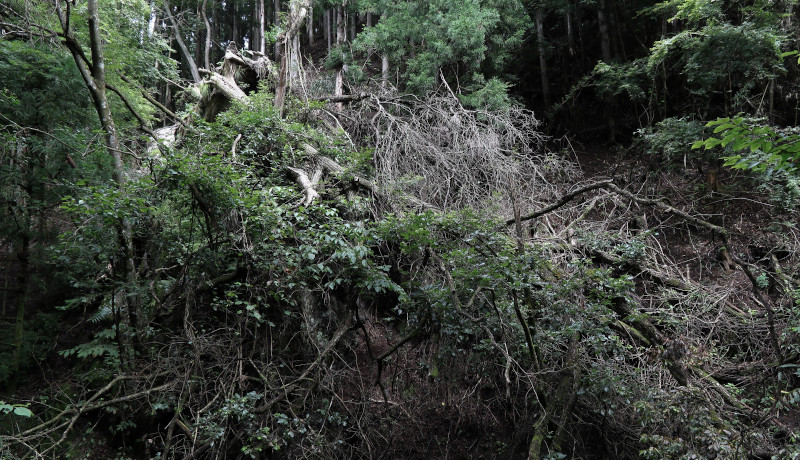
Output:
[2, 0, 800, 458]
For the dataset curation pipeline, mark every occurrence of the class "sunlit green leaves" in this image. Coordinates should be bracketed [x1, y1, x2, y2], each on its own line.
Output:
[693, 117, 800, 175]
[0, 402, 33, 418]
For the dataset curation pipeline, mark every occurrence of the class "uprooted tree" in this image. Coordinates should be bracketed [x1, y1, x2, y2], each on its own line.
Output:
[2, 1, 800, 459]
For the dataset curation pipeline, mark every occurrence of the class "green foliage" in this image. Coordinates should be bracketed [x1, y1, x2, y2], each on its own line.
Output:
[592, 59, 650, 103]
[693, 117, 800, 174]
[80, 0, 177, 126]
[0, 402, 33, 418]
[354, 0, 527, 93]
[458, 76, 514, 111]
[647, 24, 782, 106]
[637, 387, 754, 459]
[638, 116, 707, 165]
[640, 0, 723, 28]
[0, 41, 94, 129]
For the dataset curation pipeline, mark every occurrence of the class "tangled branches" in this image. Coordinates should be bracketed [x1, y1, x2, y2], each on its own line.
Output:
[347, 93, 575, 213]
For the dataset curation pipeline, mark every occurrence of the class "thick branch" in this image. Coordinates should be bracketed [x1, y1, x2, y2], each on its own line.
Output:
[287, 166, 320, 205]
[506, 180, 613, 226]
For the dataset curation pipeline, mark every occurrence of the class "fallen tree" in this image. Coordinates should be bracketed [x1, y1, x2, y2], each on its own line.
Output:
[3, 2, 800, 459]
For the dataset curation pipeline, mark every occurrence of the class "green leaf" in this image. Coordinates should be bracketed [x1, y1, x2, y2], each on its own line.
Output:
[13, 406, 33, 417]
[704, 138, 722, 149]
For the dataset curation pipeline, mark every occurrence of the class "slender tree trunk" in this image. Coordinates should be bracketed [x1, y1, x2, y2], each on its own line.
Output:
[252, 1, 258, 50]
[202, 0, 211, 69]
[58, 0, 140, 357]
[366, 11, 372, 27]
[194, 1, 202, 69]
[335, 4, 345, 110]
[598, 0, 612, 62]
[565, 8, 575, 56]
[349, 11, 356, 41]
[535, 8, 550, 108]
[307, 0, 314, 45]
[259, 0, 266, 53]
[275, 0, 309, 114]
[598, 0, 615, 140]
[274, 0, 281, 60]
[769, 78, 775, 123]
[326, 9, 331, 50]
[381, 54, 389, 88]
[163, 0, 201, 82]
[336, 5, 345, 45]
[232, 1, 238, 46]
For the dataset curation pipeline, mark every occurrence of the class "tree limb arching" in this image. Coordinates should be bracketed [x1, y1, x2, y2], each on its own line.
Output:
[162, 0, 201, 83]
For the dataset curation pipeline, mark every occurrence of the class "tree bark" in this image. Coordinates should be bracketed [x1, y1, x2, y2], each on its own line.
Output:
[334, 4, 346, 110]
[58, 0, 140, 355]
[163, 0, 201, 82]
[202, 0, 211, 69]
[275, 0, 310, 113]
[232, 1, 238, 46]
[274, 0, 281, 60]
[565, 8, 575, 56]
[194, 1, 202, 68]
[349, 10, 356, 41]
[326, 9, 332, 50]
[307, 0, 314, 45]
[381, 54, 389, 88]
[535, 8, 550, 108]
[259, 0, 266, 53]
[598, 0, 612, 62]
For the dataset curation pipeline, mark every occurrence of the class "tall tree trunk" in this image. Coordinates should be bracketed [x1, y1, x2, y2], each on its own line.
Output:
[232, 1, 238, 46]
[326, 9, 331, 50]
[565, 8, 575, 56]
[381, 54, 389, 88]
[307, 0, 314, 45]
[163, 0, 201, 82]
[259, 0, 266, 53]
[57, 0, 139, 359]
[194, 1, 202, 69]
[535, 8, 550, 108]
[598, 0, 612, 62]
[251, 1, 258, 50]
[769, 78, 775, 123]
[335, 4, 345, 110]
[275, 0, 309, 114]
[274, 0, 281, 60]
[366, 11, 372, 27]
[336, 5, 345, 45]
[598, 0, 615, 140]
[202, 0, 211, 69]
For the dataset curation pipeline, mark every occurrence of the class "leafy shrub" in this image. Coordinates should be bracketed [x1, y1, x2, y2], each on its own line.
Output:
[637, 117, 707, 167]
